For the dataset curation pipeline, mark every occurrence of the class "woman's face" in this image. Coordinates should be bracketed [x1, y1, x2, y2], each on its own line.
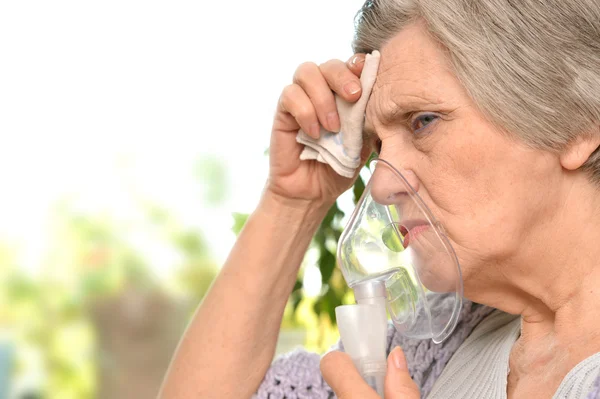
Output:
[365, 22, 565, 291]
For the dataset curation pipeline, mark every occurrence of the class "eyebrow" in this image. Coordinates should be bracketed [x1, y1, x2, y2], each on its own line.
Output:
[363, 95, 446, 139]
[362, 101, 411, 140]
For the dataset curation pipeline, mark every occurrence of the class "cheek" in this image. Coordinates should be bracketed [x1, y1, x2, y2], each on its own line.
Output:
[378, 120, 556, 265]
[415, 122, 543, 260]
[415, 120, 495, 219]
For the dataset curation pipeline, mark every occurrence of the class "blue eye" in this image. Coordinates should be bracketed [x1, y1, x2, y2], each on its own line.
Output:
[411, 113, 439, 133]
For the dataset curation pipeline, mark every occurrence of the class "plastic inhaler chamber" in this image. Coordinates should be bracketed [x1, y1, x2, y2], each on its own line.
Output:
[336, 281, 388, 397]
[335, 159, 464, 374]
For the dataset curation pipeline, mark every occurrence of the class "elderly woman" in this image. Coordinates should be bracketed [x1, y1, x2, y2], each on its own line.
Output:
[160, 0, 600, 398]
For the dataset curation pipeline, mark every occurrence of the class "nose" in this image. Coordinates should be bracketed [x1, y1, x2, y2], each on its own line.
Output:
[369, 160, 421, 206]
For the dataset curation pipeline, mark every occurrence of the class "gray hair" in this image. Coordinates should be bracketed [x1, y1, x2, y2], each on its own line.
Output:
[353, 0, 600, 183]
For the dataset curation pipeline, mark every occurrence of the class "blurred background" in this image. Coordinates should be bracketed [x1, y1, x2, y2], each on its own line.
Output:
[0, 0, 367, 397]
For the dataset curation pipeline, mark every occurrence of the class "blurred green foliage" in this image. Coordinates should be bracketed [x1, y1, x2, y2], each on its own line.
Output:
[234, 174, 368, 352]
[1, 236, 96, 399]
[0, 154, 370, 396]
[1, 186, 219, 398]
[195, 156, 229, 207]
[297, 176, 366, 332]
[231, 213, 249, 236]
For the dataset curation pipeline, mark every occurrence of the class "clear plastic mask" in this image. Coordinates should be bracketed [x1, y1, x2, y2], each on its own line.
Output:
[337, 158, 463, 344]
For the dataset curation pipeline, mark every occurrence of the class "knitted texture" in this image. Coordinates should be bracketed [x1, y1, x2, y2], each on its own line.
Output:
[586, 370, 600, 399]
[254, 301, 600, 398]
[253, 300, 493, 399]
[398, 302, 495, 397]
[254, 349, 331, 399]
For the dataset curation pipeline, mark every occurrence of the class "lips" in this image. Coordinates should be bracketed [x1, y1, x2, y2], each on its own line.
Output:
[399, 220, 429, 247]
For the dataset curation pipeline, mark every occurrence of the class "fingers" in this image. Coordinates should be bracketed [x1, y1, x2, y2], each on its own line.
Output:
[293, 62, 340, 132]
[321, 348, 420, 399]
[385, 347, 421, 399]
[286, 54, 369, 138]
[347, 53, 366, 77]
[320, 351, 379, 399]
[319, 59, 363, 103]
[278, 83, 320, 139]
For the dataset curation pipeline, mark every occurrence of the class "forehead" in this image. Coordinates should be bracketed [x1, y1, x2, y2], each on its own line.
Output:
[365, 22, 464, 135]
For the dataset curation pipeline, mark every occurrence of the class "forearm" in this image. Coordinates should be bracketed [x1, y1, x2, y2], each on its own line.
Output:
[160, 190, 331, 399]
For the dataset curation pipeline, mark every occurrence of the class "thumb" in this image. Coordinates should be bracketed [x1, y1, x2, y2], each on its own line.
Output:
[385, 347, 421, 399]
[321, 351, 379, 399]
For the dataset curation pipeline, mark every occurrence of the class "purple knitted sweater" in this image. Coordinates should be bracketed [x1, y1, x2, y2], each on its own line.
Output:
[253, 301, 600, 398]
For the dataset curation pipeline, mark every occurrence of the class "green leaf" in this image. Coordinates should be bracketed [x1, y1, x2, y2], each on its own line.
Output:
[313, 298, 322, 315]
[292, 279, 303, 292]
[366, 151, 378, 167]
[319, 287, 342, 324]
[231, 212, 249, 235]
[319, 249, 336, 283]
[321, 205, 337, 228]
[291, 291, 303, 313]
[382, 224, 405, 252]
[353, 175, 366, 204]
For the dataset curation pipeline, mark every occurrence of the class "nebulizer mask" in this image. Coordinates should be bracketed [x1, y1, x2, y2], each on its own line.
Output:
[334, 158, 463, 396]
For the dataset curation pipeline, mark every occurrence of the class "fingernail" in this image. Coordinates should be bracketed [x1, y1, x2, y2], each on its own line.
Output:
[391, 347, 407, 370]
[327, 112, 340, 132]
[344, 82, 361, 96]
[310, 122, 320, 138]
[351, 55, 365, 66]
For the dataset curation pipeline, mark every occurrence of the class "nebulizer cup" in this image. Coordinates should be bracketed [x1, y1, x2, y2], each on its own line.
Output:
[334, 158, 463, 395]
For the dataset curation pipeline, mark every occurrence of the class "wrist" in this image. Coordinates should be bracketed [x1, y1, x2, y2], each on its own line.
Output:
[232, 188, 332, 298]
[257, 188, 333, 226]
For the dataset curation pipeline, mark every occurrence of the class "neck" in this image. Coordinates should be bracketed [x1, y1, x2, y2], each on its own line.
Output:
[466, 177, 600, 378]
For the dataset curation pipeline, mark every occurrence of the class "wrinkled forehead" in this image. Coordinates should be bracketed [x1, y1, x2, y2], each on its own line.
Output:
[364, 22, 463, 137]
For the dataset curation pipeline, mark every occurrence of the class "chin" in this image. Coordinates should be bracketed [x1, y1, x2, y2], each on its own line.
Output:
[408, 229, 462, 294]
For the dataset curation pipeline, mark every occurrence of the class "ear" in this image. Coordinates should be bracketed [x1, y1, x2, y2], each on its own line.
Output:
[560, 132, 600, 171]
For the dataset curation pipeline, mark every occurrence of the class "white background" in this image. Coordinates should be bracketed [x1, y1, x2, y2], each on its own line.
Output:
[0, 0, 366, 274]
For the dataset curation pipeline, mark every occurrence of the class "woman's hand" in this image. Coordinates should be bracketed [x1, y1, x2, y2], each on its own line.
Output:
[266, 54, 370, 206]
[321, 347, 421, 399]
